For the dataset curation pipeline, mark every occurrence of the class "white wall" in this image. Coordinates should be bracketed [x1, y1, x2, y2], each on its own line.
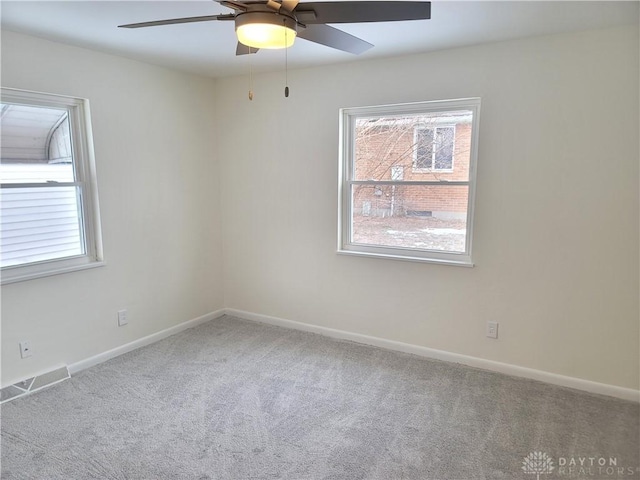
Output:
[1, 31, 223, 385]
[216, 25, 639, 390]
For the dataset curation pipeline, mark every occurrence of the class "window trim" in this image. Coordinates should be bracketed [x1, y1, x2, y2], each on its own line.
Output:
[338, 98, 481, 266]
[1, 87, 104, 284]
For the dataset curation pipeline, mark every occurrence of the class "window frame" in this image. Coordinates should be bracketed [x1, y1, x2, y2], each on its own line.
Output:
[1, 87, 104, 284]
[338, 98, 481, 266]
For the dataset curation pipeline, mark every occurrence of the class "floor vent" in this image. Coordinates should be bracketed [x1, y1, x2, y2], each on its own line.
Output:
[0, 366, 70, 404]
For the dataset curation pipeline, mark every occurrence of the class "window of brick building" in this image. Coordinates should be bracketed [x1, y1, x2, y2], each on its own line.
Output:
[338, 98, 480, 266]
[414, 125, 455, 171]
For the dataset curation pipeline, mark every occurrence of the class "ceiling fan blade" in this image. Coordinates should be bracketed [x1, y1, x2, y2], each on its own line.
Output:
[295, 1, 430, 25]
[236, 43, 259, 55]
[119, 14, 234, 29]
[281, 0, 300, 12]
[297, 24, 372, 54]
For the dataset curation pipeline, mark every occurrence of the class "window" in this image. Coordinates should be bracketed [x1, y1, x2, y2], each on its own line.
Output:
[338, 98, 480, 266]
[1, 88, 103, 284]
[414, 125, 455, 171]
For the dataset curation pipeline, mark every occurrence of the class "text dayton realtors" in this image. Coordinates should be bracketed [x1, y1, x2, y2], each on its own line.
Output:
[556, 456, 637, 477]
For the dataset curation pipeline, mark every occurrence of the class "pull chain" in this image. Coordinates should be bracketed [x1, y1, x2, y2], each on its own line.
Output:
[248, 50, 254, 101]
[284, 21, 290, 98]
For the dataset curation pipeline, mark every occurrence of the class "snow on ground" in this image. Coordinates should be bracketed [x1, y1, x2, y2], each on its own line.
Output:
[353, 215, 466, 252]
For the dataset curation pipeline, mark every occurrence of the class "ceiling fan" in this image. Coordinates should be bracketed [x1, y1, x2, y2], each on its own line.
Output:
[119, 1, 431, 56]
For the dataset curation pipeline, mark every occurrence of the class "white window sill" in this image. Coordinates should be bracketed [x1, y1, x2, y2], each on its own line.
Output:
[337, 249, 474, 267]
[1, 260, 106, 285]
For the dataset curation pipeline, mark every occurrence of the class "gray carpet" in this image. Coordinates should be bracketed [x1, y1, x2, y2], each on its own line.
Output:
[1, 315, 638, 479]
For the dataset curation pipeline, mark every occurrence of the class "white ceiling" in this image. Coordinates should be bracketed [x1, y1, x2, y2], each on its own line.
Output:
[1, 1, 638, 78]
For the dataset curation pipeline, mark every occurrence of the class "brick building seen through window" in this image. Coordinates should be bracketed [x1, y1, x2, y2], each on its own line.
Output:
[353, 115, 471, 221]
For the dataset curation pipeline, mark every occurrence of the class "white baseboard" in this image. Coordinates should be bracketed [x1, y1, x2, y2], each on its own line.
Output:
[224, 308, 640, 403]
[68, 309, 226, 375]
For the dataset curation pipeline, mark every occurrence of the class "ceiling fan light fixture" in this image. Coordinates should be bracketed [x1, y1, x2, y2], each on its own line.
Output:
[236, 12, 297, 49]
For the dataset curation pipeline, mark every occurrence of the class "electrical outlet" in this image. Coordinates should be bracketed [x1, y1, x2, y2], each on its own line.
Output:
[117, 309, 128, 327]
[19, 341, 32, 358]
[486, 321, 499, 339]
